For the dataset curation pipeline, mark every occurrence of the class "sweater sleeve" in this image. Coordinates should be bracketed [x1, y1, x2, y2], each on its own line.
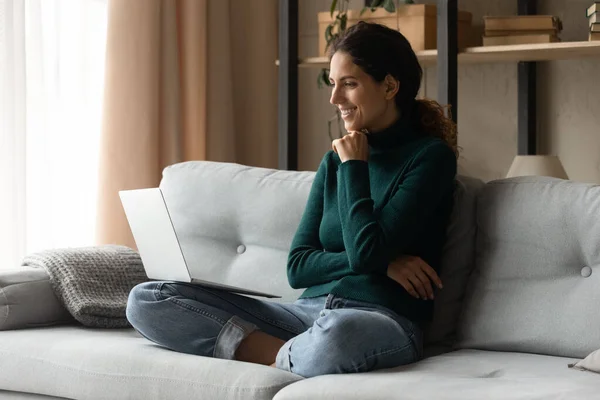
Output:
[286, 153, 355, 289]
[337, 141, 457, 275]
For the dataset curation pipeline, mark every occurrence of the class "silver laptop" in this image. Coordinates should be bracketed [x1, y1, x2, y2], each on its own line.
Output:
[119, 188, 281, 298]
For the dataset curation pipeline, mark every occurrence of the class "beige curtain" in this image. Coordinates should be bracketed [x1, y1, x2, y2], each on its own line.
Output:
[96, 0, 278, 248]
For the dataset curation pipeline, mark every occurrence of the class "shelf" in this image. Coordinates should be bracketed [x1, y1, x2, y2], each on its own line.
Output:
[288, 41, 600, 68]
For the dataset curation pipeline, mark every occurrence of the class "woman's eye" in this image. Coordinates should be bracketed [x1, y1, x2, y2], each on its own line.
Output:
[329, 81, 356, 88]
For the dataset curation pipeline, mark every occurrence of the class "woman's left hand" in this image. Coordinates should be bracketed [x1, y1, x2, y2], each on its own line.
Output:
[332, 131, 369, 163]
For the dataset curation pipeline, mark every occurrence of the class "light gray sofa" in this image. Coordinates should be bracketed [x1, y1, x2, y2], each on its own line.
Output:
[1, 160, 599, 400]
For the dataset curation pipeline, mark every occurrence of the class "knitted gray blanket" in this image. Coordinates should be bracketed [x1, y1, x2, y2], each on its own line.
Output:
[22, 245, 148, 328]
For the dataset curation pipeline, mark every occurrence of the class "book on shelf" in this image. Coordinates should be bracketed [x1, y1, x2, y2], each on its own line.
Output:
[587, 2, 600, 17]
[483, 34, 559, 46]
[484, 29, 557, 37]
[591, 23, 600, 33]
[483, 15, 562, 32]
[591, 32, 600, 41]
[590, 12, 600, 25]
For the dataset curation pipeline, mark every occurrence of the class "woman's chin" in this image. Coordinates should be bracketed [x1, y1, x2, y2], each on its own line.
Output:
[344, 121, 363, 133]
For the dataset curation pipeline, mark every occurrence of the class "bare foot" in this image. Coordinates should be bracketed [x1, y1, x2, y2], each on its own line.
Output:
[270, 362, 276, 368]
[235, 331, 285, 365]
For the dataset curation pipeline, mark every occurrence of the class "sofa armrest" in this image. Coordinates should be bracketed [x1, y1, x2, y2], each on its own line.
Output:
[0, 267, 73, 330]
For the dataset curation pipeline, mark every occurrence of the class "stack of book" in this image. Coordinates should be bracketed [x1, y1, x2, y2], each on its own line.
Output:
[588, 2, 600, 41]
[482, 15, 562, 46]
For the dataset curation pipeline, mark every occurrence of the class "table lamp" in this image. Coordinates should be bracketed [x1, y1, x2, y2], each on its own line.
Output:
[506, 155, 568, 179]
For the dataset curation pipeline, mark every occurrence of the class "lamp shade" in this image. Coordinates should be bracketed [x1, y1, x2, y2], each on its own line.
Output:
[506, 155, 569, 179]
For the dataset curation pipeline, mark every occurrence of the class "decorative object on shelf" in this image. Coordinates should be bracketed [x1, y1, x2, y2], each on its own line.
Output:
[587, 2, 600, 41]
[482, 15, 562, 46]
[318, 3, 473, 58]
[506, 155, 569, 179]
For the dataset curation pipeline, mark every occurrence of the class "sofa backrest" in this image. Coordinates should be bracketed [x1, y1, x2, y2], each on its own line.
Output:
[457, 176, 600, 359]
[159, 161, 313, 302]
[159, 160, 482, 336]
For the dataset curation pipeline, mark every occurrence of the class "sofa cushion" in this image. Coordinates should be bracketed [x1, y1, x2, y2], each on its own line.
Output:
[159, 161, 313, 303]
[423, 175, 484, 356]
[0, 268, 72, 331]
[457, 177, 600, 359]
[273, 349, 598, 400]
[0, 327, 302, 400]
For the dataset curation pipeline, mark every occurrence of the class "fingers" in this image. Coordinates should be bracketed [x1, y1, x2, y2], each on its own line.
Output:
[397, 277, 419, 299]
[406, 274, 428, 300]
[387, 264, 419, 299]
[388, 255, 443, 300]
[412, 269, 435, 300]
[394, 267, 429, 300]
[417, 259, 443, 289]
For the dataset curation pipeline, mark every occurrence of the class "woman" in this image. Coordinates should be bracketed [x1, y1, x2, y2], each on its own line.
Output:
[126, 22, 458, 378]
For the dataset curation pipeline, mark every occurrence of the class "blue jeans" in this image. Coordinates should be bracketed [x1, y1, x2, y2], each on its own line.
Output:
[126, 281, 423, 378]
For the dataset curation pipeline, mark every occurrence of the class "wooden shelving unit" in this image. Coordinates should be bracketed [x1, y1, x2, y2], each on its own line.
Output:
[292, 41, 600, 68]
[277, 0, 600, 170]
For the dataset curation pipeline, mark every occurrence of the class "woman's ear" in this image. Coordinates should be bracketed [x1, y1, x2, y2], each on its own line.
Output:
[384, 75, 400, 100]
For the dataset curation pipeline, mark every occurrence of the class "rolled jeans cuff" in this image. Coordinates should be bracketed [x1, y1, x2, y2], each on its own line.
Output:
[275, 337, 295, 372]
[214, 315, 258, 360]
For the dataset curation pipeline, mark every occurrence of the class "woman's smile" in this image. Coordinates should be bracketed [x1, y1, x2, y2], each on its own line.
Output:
[340, 107, 357, 119]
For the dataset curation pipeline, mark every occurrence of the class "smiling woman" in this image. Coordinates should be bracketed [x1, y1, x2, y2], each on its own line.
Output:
[126, 21, 460, 379]
[0, 0, 108, 270]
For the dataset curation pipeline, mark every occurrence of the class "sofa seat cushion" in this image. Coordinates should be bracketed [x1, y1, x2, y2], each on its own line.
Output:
[0, 327, 302, 400]
[273, 349, 598, 400]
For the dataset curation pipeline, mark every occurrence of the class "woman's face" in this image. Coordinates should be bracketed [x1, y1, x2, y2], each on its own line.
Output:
[329, 51, 397, 133]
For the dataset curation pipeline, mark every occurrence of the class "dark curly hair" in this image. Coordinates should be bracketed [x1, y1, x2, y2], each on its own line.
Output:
[328, 21, 458, 157]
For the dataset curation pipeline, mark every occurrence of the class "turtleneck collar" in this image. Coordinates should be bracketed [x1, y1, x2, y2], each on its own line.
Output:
[364, 112, 418, 153]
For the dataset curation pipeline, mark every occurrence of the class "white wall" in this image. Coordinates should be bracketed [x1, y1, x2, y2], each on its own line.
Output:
[297, 0, 600, 184]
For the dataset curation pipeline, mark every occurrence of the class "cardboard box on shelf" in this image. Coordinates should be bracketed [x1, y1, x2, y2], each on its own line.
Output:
[587, 2, 600, 17]
[481, 15, 561, 47]
[483, 34, 559, 46]
[484, 29, 557, 37]
[483, 15, 562, 32]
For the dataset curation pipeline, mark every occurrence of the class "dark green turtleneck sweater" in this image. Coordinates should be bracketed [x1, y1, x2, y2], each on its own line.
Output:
[286, 116, 457, 323]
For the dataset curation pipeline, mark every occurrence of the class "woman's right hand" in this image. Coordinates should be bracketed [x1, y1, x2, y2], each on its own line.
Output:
[387, 255, 443, 300]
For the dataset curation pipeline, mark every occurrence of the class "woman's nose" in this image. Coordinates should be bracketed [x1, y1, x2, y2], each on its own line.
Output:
[330, 86, 342, 105]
